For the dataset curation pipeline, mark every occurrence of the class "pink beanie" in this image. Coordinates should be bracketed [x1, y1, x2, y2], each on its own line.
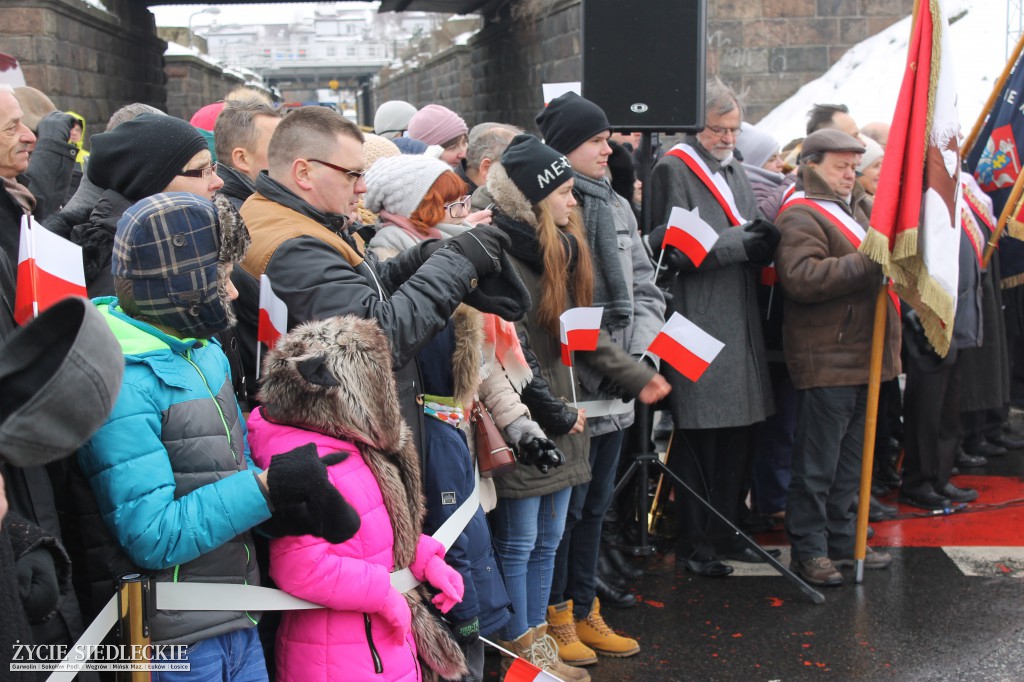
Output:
[407, 104, 468, 146]
[190, 102, 225, 132]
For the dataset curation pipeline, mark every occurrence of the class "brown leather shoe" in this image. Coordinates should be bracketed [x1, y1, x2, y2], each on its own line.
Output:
[791, 557, 843, 586]
[831, 547, 894, 570]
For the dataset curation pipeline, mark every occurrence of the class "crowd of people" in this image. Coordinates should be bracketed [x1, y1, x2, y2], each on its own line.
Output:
[0, 75, 1020, 682]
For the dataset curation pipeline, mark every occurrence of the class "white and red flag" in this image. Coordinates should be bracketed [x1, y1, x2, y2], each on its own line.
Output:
[257, 274, 287, 350]
[861, 0, 962, 355]
[559, 306, 603, 366]
[662, 205, 719, 268]
[14, 215, 87, 325]
[646, 312, 724, 382]
[502, 657, 561, 682]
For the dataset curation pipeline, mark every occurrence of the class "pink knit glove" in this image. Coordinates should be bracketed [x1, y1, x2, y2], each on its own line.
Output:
[424, 555, 464, 613]
[377, 587, 412, 637]
[410, 535, 445, 581]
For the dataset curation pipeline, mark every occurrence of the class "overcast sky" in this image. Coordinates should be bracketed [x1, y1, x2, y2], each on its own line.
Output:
[149, 3, 381, 27]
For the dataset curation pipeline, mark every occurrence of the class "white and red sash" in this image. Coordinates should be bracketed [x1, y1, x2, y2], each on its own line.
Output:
[960, 179, 994, 268]
[666, 143, 746, 226]
[781, 192, 901, 315]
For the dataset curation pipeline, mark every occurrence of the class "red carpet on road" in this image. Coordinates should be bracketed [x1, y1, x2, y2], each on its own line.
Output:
[871, 475, 1024, 547]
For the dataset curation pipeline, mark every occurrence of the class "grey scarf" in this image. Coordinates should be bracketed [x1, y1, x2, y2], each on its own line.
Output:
[572, 172, 631, 329]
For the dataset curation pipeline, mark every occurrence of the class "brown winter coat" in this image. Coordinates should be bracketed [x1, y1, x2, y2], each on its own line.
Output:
[775, 167, 901, 390]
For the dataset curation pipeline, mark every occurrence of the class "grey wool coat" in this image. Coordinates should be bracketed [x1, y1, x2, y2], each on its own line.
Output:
[649, 137, 774, 429]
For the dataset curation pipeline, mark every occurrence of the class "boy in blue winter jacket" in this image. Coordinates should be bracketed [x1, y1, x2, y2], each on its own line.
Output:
[77, 192, 360, 681]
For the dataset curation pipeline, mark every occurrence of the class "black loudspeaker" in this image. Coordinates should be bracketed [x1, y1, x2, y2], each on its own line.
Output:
[582, 0, 707, 133]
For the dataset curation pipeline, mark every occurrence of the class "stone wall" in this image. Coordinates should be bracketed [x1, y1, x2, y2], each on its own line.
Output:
[163, 55, 245, 122]
[375, 0, 916, 130]
[1, 0, 166, 138]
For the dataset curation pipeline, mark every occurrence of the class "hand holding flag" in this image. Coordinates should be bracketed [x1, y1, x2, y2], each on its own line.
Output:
[659, 205, 719, 269]
[645, 312, 724, 382]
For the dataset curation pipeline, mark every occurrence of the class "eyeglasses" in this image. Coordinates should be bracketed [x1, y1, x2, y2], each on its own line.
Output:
[704, 125, 742, 139]
[178, 163, 218, 179]
[444, 194, 472, 219]
[308, 158, 366, 181]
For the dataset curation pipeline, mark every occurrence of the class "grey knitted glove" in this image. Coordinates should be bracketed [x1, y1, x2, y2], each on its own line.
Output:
[503, 415, 546, 445]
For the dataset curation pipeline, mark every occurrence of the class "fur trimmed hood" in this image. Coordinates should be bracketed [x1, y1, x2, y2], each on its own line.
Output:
[257, 315, 408, 453]
[485, 161, 538, 226]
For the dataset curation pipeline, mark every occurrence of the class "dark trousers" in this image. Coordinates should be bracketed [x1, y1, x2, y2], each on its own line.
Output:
[902, 352, 961, 494]
[753, 363, 796, 514]
[668, 425, 754, 560]
[550, 430, 625, 619]
[785, 386, 866, 561]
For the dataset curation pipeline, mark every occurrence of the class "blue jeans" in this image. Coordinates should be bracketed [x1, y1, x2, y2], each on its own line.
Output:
[550, 430, 625, 619]
[492, 487, 572, 639]
[152, 627, 268, 682]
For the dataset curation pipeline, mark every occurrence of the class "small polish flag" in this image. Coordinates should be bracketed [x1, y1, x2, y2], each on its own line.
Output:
[559, 306, 603, 366]
[14, 215, 87, 325]
[662, 206, 719, 267]
[646, 312, 724, 382]
[760, 262, 778, 286]
[257, 274, 288, 349]
[503, 657, 562, 682]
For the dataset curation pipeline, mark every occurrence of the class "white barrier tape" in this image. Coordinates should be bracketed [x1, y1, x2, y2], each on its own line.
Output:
[573, 398, 633, 419]
[45, 594, 118, 682]
[157, 582, 323, 611]
[50, 467, 483, 680]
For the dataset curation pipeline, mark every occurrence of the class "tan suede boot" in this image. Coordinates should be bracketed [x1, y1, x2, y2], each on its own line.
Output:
[546, 600, 598, 666]
[531, 623, 592, 682]
[496, 627, 534, 678]
[575, 598, 640, 657]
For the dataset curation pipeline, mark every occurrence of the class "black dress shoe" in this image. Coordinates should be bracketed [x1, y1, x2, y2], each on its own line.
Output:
[864, 495, 897, 521]
[898, 487, 951, 510]
[594, 576, 637, 608]
[939, 481, 978, 503]
[738, 514, 775, 535]
[722, 546, 782, 563]
[967, 440, 1008, 458]
[680, 557, 734, 578]
[955, 450, 987, 468]
[605, 546, 644, 582]
[597, 552, 628, 588]
[989, 433, 1024, 450]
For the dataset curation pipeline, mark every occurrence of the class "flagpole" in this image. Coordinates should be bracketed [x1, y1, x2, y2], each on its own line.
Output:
[255, 342, 262, 381]
[982, 171, 1024, 268]
[961, 31, 1024, 161]
[854, 283, 890, 583]
[568, 363, 578, 406]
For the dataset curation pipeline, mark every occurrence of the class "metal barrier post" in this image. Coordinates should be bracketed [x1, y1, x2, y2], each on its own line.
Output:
[115, 573, 152, 682]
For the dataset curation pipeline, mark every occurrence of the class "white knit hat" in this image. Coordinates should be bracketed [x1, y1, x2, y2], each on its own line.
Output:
[857, 136, 884, 173]
[363, 154, 453, 218]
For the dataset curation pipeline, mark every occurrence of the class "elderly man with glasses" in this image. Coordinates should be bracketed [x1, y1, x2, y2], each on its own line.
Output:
[646, 78, 781, 578]
[233, 106, 516, 455]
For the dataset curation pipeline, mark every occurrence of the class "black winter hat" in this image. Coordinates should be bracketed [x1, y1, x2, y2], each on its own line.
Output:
[535, 92, 611, 155]
[500, 134, 573, 205]
[88, 113, 208, 201]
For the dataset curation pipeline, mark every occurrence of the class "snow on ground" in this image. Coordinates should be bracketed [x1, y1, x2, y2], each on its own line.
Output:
[756, 0, 1008, 144]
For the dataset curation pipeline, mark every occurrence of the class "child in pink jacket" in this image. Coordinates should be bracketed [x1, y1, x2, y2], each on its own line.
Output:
[248, 315, 468, 682]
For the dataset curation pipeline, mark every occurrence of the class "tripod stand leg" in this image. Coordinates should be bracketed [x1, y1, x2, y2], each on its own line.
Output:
[652, 460, 825, 604]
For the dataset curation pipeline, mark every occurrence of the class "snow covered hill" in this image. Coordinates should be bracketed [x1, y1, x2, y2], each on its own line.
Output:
[756, 0, 1010, 145]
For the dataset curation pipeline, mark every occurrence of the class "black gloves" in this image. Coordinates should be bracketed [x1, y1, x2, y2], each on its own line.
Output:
[264, 443, 361, 544]
[443, 225, 511, 278]
[515, 435, 565, 474]
[742, 219, 781, 266]
[17, 549, 60, 623]
[450, 617, 480, 647]
[36, 111, 76, 143]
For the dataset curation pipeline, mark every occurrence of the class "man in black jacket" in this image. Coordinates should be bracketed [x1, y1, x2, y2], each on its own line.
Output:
[214, 96, 282, 211]
[234, 106, 517, 449]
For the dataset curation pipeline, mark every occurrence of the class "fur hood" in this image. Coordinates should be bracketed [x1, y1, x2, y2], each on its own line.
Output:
[256, 315, 467, 680]
[486, 161, 538, 226]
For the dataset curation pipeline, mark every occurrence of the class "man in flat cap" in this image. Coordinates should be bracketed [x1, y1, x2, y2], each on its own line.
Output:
[774, 129, 900, 587]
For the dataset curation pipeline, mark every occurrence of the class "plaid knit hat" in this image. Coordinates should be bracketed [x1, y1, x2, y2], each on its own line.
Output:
[113, 192, 248, 338]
